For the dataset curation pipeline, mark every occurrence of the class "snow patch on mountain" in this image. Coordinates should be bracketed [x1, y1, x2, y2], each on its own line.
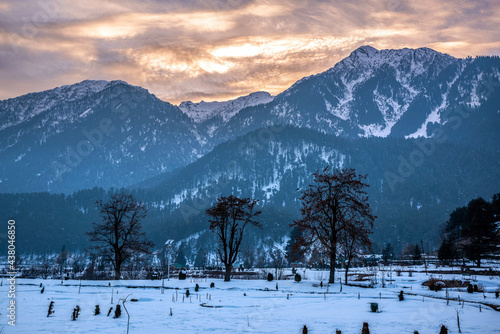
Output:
[0, 80, 130, 131]
[179, 91, 274, 123]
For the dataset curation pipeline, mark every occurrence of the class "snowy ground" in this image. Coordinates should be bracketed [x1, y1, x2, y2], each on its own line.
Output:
[1, 267, 499, 333]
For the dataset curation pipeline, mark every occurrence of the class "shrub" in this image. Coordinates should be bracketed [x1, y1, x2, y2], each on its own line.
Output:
[114, 304, 121, 318]
[361, 322, 370, 334]
[294, 274, 301, 282]
[439, 325, 448, 334]
[467, 283, 474, 293]
[302, 325, 308, 334]
[72, 305, 81, 321]
[398, 291, 404, 301]
[47, 301, 54, 317]
[179, 271, 187, 280]
[195, 284, 199, 292]
[186, 289, 190, 297]
[94, 305, 100, 315]
[210, 282, 215, 288]
[267, 273, 274, 282]
[41, 287, 45, 294]
[425, 278, 446, 291]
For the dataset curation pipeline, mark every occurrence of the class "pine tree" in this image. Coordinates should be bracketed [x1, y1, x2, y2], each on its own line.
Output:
[382, 243, 394, 263]
[461, 197, 498, 266]
[175, 243, 187, 266]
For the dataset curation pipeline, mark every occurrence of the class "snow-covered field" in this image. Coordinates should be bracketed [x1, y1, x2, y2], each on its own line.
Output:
[1, 268, 499, 333]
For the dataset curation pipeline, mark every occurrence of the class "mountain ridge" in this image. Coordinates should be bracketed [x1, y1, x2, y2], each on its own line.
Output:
[1, 46, 499, 194]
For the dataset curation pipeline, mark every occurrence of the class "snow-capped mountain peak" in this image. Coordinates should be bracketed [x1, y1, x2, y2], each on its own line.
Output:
[0, 80, 136, 131]
[178, 91, 274, 123]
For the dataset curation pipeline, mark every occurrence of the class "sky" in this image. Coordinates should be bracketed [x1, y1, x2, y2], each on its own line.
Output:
[0, 0, 499, 104]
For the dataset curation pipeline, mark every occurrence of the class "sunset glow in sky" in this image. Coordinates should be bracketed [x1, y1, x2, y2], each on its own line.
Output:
[1, 0, 499, 104]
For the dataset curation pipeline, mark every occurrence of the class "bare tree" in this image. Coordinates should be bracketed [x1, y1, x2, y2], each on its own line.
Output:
[338, 216, 373, 284]
[206, 195, 262, 281]
[292, 167, 375, 283]
[270, 245, 287, 280]
[87, 192, 154, 279]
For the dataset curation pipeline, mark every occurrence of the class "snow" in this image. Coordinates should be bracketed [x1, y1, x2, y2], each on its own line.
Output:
[407, 71, 463, 139]
[178, 92, 274, 124]
[0, 80, 128, 132]
[2, 266, 499, 333]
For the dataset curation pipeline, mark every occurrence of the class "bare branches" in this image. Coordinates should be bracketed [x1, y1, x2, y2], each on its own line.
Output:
[206, 195, 262, 281]
[87, 192, 154, 279]
[292, 167, 375, 283]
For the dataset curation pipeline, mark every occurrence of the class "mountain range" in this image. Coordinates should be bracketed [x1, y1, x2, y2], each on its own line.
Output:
[1, 45, 499, 255]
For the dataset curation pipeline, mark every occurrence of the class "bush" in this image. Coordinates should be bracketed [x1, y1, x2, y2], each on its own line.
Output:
[94, 305, 100, 315]
[467, 283, 474, 293]
[195, 284, 199, 292]
[41, 287, 45, 294]
[186, 289, 190, 297]
[114, 304, 121, 318]
[302, 325, 308, 334]
[210, 282, 215, 288]
[425, 278, 446, 291]
[294, 274, 301, 282]
[179, 271, 187, 280]
[72, 305, 81, 321]
[439, 325, 448, 334]
[267, 273, 274, 282]
[398, 291, 404, 301]
[47, 301, 54, 317]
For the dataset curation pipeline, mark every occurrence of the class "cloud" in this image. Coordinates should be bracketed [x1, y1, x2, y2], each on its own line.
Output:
[0, 0, 499, 103]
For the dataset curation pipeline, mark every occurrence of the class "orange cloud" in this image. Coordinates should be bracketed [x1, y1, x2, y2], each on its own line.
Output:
[0, 0, 499, 103]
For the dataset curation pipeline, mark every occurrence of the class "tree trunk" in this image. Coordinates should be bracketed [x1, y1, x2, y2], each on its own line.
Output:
[115, 254, 121, 280]
[115, 263, 121, 280]
[345, 258, 351, 285]
[224, 264, 232, 281]
[329, 251, 336, 283]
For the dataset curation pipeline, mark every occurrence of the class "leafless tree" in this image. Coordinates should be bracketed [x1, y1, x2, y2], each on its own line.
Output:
[292, 167, 375, 283]
[206, 195, 262, 281]
[87, 192, 154, 279]
[270, 245, 287, 280]
[338, 216, 373, 284]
